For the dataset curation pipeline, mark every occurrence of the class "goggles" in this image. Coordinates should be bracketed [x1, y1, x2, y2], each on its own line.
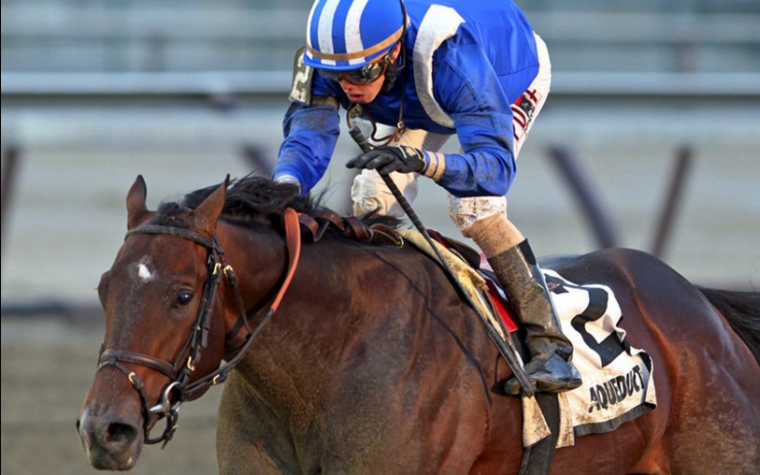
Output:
[317, 50, 394, 85]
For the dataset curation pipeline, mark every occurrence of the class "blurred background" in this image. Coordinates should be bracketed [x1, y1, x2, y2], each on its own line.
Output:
[2, 1, 758, 474]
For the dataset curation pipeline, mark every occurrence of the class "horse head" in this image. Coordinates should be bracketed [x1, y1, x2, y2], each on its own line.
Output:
[78, 175, 232, 470]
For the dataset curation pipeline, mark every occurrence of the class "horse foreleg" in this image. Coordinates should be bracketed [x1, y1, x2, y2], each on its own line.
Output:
[216, 374, 294, 475]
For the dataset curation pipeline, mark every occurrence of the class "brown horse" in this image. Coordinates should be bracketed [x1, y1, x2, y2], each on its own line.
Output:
[79, 175, 760, 474]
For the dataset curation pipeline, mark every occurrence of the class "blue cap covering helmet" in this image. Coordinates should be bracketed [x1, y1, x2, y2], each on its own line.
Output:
[304, 0, 407, 71]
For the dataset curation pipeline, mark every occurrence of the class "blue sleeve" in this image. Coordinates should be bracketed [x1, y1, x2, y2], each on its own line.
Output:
[431, 43, 518, 198]
[274, 100, 340, 194]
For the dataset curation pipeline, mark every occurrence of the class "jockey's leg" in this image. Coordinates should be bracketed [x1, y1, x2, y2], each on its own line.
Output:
[351, 126, 449, 217]
[465, 32, 579, 394]
[451, 197, 581, 395]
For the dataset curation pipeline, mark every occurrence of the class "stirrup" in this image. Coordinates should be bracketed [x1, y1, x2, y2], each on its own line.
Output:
[504, 356, 582, 396]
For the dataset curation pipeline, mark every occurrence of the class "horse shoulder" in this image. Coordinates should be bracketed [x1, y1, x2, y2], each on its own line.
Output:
[217, 373, 297, 475]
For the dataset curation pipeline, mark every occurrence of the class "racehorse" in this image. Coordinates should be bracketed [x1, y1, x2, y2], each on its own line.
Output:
[78, 175, 760, 474]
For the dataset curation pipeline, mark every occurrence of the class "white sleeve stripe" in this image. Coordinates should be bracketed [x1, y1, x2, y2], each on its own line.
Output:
[413, 5, 465, 129]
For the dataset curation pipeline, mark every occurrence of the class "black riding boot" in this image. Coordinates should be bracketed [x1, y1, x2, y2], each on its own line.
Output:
[489, 240, 582, 395]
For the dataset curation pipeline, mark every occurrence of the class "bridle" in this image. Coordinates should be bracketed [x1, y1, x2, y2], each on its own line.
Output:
[96, 208, 302, 447]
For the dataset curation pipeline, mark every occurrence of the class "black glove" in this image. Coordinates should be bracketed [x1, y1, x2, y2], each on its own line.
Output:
[346, 145, 426, 176]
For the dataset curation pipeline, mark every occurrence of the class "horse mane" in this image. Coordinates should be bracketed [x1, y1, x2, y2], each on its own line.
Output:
[155, 174, 402, 235]
[184, 174, 318, 222]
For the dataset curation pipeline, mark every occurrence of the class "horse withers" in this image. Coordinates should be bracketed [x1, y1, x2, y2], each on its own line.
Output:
[78, 176, 760, 474]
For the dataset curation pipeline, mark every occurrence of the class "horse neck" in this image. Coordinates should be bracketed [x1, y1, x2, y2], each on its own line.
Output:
[217, 225, 436, 398]
[213, 224, 513, 443]
[213, 219, 349, 357]
[215, 218, 288, 317]
[213, 223, 520, 453]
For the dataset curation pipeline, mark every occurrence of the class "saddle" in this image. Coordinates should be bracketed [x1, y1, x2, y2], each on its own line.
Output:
[426, 229, 519, 333]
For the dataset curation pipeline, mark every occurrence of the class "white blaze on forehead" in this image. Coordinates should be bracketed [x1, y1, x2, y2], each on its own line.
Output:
[137, 256, 156, 282]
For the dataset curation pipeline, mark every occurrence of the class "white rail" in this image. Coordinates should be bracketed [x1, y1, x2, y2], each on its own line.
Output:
[2, 71, 759, 98]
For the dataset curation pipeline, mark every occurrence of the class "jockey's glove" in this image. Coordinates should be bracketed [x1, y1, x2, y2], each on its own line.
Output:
[346, 145, 428, 176]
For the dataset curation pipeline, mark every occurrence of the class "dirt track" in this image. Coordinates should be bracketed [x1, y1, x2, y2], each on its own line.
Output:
[1, 318, 222, 475]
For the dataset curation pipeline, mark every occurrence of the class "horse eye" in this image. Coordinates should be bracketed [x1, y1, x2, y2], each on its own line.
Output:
[176, 291, 194, 306]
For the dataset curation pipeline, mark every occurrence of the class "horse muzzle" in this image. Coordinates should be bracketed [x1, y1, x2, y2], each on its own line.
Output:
[78, 405, 145, 471]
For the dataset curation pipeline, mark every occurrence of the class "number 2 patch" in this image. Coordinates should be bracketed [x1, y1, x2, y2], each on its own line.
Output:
[289, 46, 315, 105]
[548, 276, 627, 368]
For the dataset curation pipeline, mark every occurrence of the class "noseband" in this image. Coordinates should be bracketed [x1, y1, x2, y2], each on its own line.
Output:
[97, 208, 302, 446]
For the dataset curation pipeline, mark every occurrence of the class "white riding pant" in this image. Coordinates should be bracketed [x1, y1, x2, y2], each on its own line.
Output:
[351, 33, 551, 235]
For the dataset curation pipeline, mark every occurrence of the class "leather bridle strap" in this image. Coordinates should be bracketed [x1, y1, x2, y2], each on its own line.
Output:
[97, 225, 224, 445]
[95, 209, 302, 445]
[272, 208, 302, 310]
[95, 352, 178, 446]
[182, 207, 303, 400]
[124, 224, 217, 249]
[99, 349, 177, 380]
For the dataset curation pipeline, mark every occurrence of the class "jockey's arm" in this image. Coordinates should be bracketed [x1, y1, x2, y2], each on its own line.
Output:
[274, 74, 341, 194]
[426, 43, 518, 198]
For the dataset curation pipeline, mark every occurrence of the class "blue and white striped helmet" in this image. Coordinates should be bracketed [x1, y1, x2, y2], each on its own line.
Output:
[304, 0, 407, 71]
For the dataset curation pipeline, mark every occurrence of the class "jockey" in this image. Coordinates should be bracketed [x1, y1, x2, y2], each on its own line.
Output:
[274, 0, 581, 395]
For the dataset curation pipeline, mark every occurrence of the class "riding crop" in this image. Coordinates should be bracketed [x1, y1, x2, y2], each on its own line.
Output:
[348, 125, 535, 397]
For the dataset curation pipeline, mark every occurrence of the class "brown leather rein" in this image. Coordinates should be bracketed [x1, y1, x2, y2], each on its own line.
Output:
[96, 208, 302, 447]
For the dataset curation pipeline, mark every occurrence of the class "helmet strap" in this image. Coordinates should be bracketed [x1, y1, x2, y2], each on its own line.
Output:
[381, 41, 405, 94]
[347, 64, 407, 149]
[382, 0, 408, 94]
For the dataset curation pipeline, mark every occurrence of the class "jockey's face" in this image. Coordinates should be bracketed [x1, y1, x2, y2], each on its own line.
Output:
[337, 43, 401, 104]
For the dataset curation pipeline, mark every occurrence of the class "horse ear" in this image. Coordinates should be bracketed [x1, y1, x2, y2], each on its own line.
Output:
[126, 175, 151, 230]
[192, 175, 229, 236]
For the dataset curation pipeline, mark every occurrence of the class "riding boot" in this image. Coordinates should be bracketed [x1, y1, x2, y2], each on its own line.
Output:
[489, 240, 582, 395]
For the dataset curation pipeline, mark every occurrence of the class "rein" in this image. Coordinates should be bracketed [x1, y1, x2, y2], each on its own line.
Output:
[96, 208, 302, 447]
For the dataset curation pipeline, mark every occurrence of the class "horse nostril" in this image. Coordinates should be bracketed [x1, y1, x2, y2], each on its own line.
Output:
[104, 422, 139, 449]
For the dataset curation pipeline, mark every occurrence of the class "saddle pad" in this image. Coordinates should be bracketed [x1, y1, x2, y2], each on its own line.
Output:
[536, 270, 657, 448]
[398, 230, 511, 338]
